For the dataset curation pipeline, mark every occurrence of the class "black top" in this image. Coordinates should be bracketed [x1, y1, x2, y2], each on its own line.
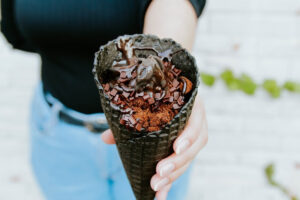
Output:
[1, 0, 206, 114]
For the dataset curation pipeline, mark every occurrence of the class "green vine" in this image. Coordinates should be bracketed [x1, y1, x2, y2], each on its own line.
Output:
[200, 69, 300, 98]
[265, 164, 298, 200]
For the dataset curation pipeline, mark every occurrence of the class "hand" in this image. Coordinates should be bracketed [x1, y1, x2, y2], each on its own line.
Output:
[101, 93, 208, 200]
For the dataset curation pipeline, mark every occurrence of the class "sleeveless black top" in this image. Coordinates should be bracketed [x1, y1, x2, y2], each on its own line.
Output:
[1, 0, 205, 113]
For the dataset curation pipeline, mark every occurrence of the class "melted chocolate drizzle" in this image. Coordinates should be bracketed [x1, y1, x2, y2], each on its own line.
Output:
[109, 39, 184, 93]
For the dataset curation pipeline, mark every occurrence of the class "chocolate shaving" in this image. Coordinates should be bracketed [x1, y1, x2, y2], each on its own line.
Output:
[114, 85, 123, 92]
[114, 94, 119, 102]
[172, 79, 179, 88]
[121, 84, 135, 92]
[170, 87, 177, 92]
[143, 94, 150, 100]
[173, 92, 180, 100]
[122, 91, 130, 98]
[128, 116, 137, 125]
[121, 108, 131, 113]
[177, 96, 184, 105]
[173, 104, 180, 109]
[135, 123, 142, 131]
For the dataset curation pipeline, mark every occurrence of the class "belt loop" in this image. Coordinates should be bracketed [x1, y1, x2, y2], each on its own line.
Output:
[44, 93, 63, 134]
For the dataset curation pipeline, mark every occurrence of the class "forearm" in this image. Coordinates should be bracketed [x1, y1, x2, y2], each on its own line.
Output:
[143, 0, 198, 51]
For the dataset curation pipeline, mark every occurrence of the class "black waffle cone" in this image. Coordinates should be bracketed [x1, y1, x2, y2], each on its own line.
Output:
[93, 34, 199, 200]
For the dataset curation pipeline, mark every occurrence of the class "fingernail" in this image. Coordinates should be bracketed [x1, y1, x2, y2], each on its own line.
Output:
[159, 163, 175, 177]
[175, 139, 190, 154]
[153, 178, 169, 191]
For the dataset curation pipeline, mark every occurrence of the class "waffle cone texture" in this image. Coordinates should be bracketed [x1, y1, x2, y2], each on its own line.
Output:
[93, 34, 199, 200]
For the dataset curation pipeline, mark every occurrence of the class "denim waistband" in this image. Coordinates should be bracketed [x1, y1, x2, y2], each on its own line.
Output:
[36, 83, 108, 127]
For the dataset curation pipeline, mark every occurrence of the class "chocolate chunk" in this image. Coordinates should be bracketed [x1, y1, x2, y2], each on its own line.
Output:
[172, 79, 179, 88]
[148, 97, 155, 105]
[128, 116, 136, 125]
[138, 91, 144, 97]
[121, 83, 134, 92]
[173, 67, 182, 76]
[143, 94, 150, 100]
[170, 87, 177, 92]
[135, 123, 142, 131]
[177, 96, 184, 105]
[173, 104, 180, 109]
[123, 115, 129, 121]
[120, 71, 127, 78]
[120, 118, 126, 125]
[110, 88, 118, 96]
[114, 85, 123, 92]
[164, 91, 170, 99]
[121, 108, 131, 113]
[113, 94, 119, 102]
[173, 92, 179, 100]
[115, 98, 121, 105]
[168, 72, 174, 79]
[130, 90, 135, 97]
[122, 91, 130, 98]
[104, 83, 110, 91]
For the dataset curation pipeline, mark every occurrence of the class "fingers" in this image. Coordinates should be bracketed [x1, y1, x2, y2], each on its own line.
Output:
[155, 184, 172, 200]
[101, 129, 116, 144]
[156, 120, 208, 176]
[167, 161, 190, 183]
[173, 94, 206, 154]
[151, 175, 170, 192]
[151, 162, 190, 193]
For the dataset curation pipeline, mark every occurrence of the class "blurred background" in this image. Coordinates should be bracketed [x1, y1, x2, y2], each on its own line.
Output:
[0, 0, 300, 199]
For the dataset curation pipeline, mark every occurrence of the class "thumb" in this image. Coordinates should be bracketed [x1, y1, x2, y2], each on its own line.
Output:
[101, 129, 116, 144]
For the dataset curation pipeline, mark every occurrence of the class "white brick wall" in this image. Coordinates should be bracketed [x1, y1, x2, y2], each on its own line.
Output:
[1, 0, 300, 199]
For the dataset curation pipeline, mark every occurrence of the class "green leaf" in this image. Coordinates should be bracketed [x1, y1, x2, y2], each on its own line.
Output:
[220, 69, 234, 83]
[201, 73, 216, 86]
[291, 196, 299, 200]
[263, 80, 281, 98]
[283, 81, 300, 93]
[265, 163, 299, 200]
[239, 74, 257, 95]
[265, 164, 276, 185]
[220, 69, 240, 90]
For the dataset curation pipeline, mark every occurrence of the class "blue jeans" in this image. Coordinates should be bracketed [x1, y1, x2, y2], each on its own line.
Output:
[29, 83, 191, 200]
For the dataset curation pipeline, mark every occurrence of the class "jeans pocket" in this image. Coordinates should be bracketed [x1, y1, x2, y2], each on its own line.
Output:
[30, 87, 60, 136]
